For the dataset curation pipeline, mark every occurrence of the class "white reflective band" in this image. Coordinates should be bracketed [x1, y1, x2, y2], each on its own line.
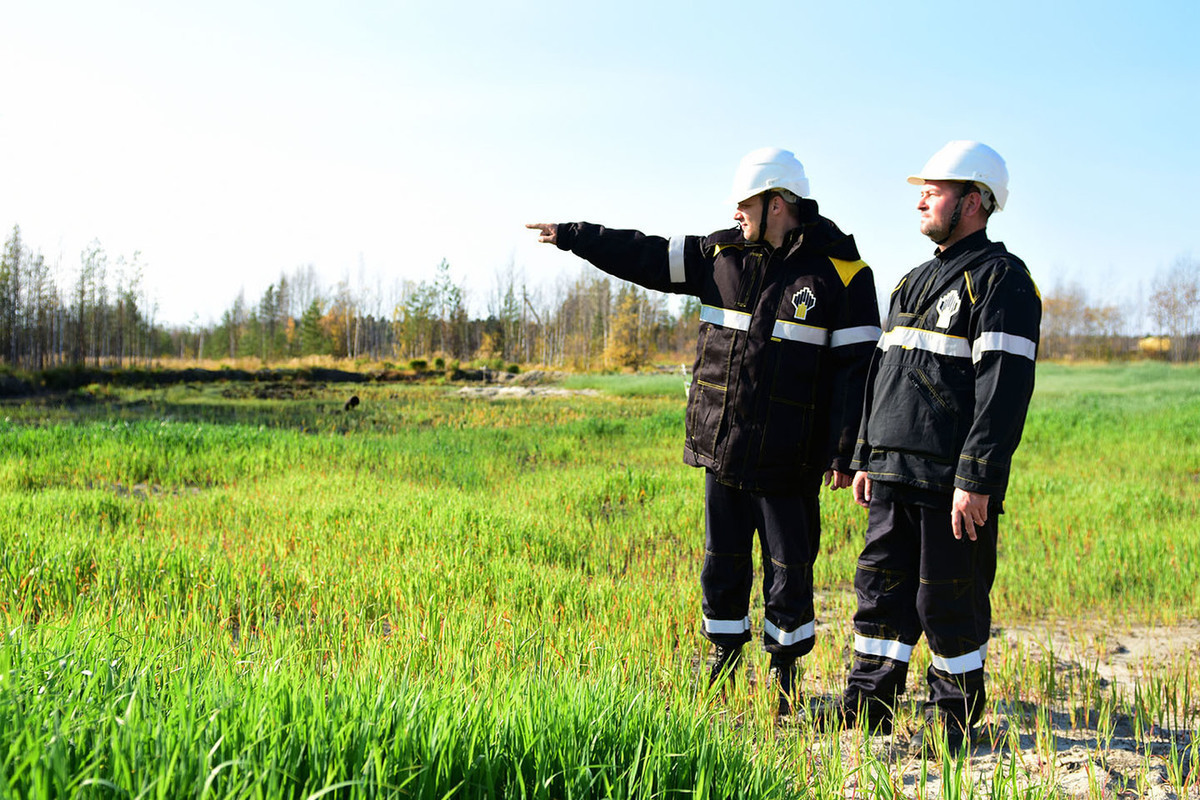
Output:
[668, 236, 687, 284]
[771, 319, 828, 346]
[704, 616, 751, 635]
[831, 325, 882, 348]
[700, 305, 752, 332]
[764, 618, 815, 646]
[930, 648, 985, 675]
[879, 326, 971, 359]
[854, 634, 913, 663]
[971, 331, 1037, 363]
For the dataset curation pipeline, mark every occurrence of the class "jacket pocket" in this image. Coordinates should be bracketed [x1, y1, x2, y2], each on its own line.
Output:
[687, 380, 727, 462]
[908, 368, 955, 421]
[686, 324, 735, 461]
[756, 338, 821, 472]
[692, 323, 735, 387]
[870, 364, 963, 464]
[757, 397, 815, 473]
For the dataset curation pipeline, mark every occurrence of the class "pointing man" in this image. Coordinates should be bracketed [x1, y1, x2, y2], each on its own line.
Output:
[528, 147, 881, 720]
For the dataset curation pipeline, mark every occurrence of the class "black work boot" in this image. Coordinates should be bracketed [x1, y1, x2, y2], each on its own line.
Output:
[769, 654, 801, 722]
[908, 709, 972, 759]
[708, 644, 743, 689]
[814, 693, 893, 734]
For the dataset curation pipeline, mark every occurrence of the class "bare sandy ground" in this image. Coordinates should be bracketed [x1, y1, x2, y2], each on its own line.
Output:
[826, 621, 1200, 798]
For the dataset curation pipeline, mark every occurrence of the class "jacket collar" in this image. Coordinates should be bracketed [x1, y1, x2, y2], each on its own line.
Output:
[783, 199, 862, 261]
[933, 229, 992, 262]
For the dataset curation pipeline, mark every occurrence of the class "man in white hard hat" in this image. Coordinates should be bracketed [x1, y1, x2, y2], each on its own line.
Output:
[527, 147, 881, 721]
[824, 141, 1041, 756]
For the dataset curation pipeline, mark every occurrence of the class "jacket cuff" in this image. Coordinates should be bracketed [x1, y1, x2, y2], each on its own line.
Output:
[555, 222, 576, 251]
[953, 473, 999, 496]
[849, 442, 871, 472]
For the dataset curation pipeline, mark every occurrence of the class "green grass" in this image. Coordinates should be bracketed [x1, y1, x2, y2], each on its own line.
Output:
[559, 371, 690, 398]
[1002, 361, 1200, 619]
[1, 363, 1198, 798]
[1, 616, 779, 799]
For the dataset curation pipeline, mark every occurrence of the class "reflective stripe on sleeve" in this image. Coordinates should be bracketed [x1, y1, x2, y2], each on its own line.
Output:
[771, 319, 828, 346]
[831, 325, 882, 348]
[930, 647, 985, 675]
[668, 236, 687, 284]
[879, 326, 971, 359]
[764, 618, 816, 647]
[699, 305, 752, 332]
[704, 616, 751, 635]
[971, 331, 1037, 363]
[854, 634, 913, 663]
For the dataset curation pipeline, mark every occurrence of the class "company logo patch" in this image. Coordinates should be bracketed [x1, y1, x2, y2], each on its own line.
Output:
[792, 287, 817, 320]
[935, 289, 961, 329]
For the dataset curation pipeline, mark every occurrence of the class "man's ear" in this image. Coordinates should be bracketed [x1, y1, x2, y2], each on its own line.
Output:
[962, 189, 985, 219]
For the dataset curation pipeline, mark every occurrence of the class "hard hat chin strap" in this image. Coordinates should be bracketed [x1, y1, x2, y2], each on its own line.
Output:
[756, 191, 774, 244]
[933, 184, 970, 245]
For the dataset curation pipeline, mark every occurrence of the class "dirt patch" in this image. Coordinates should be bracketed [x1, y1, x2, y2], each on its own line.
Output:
[95, 481, 205, 499]
[1003, 620, 1200, 691]
[822, 621, 1200, 798]
[219, 383, 328, 401]
[825, 706, 1194, 798]
[455, 386, 599, 399]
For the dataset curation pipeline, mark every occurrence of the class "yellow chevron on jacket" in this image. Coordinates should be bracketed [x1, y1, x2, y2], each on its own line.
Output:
[830, 258, 868, 287]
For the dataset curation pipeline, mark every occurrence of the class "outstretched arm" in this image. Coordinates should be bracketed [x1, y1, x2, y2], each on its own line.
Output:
[527, 221, 704, 296]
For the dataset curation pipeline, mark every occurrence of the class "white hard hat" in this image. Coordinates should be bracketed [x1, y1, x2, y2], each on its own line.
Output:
[728, 147, 811, 205]
[907, 140, 1009, 212]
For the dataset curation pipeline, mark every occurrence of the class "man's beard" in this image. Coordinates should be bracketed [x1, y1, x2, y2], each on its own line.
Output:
[921, 218, 951, 243]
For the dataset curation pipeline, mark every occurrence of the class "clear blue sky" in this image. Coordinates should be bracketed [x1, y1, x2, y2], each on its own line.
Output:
[2, 1, 1196, 330]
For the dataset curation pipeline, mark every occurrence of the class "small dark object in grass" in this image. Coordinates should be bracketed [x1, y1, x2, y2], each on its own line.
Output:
[344, 395, 360, 411]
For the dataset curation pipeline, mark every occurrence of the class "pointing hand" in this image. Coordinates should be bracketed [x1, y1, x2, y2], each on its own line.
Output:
[526, 223, 558, 245]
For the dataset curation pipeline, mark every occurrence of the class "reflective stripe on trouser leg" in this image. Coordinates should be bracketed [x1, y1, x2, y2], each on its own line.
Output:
[702, 615, 750, 637]
[701, 473, 819, 655]
[701, 474, 755, 647]
[755, 484, 820, 656]
[765, 618, 815, 649]
[846, 497, 922, 707]
[917, 505, 997, 726]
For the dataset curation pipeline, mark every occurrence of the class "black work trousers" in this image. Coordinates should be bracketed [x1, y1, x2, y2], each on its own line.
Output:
[845, 493, 997, 726]
[700, 472, 820, 657]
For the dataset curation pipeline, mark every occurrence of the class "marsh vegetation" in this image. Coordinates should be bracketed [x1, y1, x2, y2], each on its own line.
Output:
[1, 362, 1197, 798]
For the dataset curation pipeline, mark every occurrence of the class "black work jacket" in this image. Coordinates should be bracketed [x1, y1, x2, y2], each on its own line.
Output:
[556, 200, 881, 494]
[850, 230, 1042, 502]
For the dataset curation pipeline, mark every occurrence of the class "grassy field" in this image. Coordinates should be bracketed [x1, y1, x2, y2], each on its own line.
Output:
[0, 362, 1197, 798]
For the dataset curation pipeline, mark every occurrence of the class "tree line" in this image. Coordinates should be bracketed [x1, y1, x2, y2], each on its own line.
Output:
[1, 226, 157, 371]
[1038, 256, 1199, 361]
[189, 258, 701, 371]
[2, 223, 1197, 373]
[0, 225, 698, 373]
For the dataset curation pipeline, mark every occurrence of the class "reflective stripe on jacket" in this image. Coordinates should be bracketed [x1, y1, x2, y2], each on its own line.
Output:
[850, 230, 1041, 501]
[556, 200, 881, 493]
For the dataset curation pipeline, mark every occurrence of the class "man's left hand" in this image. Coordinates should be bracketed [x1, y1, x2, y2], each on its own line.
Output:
[823, 469, 853, 491]
[951, 488, 989, 541]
